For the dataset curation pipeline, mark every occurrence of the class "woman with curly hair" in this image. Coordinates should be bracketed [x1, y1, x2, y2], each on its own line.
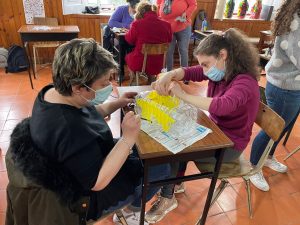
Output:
[249, 0, 300, 192]
[147, 28, 260, 223]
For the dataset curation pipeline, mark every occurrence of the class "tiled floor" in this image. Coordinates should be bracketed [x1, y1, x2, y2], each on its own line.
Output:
[0, 67, 300, 225]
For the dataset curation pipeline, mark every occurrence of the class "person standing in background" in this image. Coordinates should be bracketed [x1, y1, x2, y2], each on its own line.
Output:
[249, 0, 300, 192]
[156, 0, 197, 71]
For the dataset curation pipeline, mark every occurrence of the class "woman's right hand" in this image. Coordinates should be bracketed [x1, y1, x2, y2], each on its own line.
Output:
[121, 111, 141, 144]
[151, 72, 174, 95]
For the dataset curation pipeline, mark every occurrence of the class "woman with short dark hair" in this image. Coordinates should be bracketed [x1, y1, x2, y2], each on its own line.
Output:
[25, 38, 169, 225]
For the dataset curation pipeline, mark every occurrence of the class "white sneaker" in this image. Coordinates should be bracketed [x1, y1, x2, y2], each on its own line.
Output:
[174, 183, 185, 194]
[249, 170, 270, 192]
[145, 195, 178, 223]
[113, 209, 149, 225]
[264, 157, 288, 173]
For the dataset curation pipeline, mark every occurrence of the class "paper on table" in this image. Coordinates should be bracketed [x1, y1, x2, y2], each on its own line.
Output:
[32, 26, 54, 31]
[141, 120, 212, 154]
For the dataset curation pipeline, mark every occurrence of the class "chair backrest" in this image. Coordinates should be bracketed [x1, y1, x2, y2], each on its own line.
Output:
[100, 23, 108, 47]
[141, 43, 169, 73]
[252, 102, 285, 173]
[257, 30, 273, 53]
[33, 17, 58, 26]
[259, 86, 267, 104]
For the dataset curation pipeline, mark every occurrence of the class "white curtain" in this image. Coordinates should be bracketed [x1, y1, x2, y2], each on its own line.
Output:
[214, 0, 226, 20]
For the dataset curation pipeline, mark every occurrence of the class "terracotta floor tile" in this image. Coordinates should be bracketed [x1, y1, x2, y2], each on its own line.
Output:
[0, 157, 6, 172]
[216, 185, 247, 212]
[7, 110, 29, 120]
[0, 96, 16, 103]
[0, 142, 9, 155]
[0, 172, 8, 190]
[0, 190, 6, 212]
[0, 112, 8, 121]
[2, 119, 21, 131]
[0, 104, 11, 112]
[0, 130, 12, 143]
[0, 212, 5, 225]
[0, 122, 4, 131]
[204, 213, 232, 225]
[267, 169, 300, 198]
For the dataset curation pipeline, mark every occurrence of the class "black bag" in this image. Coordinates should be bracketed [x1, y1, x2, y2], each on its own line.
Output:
[103, 25, 114, 52]
[82, 6, 100, 14]
[5, 45, 29, 73]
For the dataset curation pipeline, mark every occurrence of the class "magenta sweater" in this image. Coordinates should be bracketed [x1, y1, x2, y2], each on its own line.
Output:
[183, 65, 260, 151]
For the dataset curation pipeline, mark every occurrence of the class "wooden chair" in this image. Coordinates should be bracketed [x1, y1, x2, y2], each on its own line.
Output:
[257, 30, 273, 54]
[195, 102, 285, 218]
[32, 17, 60, 77]
[259, 86, 300, 161]
[129, 43, 169, 86]
[283, 109, 300, 161]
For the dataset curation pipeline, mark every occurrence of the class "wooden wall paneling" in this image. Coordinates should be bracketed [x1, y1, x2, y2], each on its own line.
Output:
[44, 0, 64, 25]
[0, 0, 26, 48]
[64, 14, 109, 43]
[248, 21, 271, 37]
[0, 19, 8, 47]
[192, 0, 216, 25]
[211, 19, 271, 37]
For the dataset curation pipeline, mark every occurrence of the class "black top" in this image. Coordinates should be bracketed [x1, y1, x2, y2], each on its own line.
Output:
[30, 84, 142, 220]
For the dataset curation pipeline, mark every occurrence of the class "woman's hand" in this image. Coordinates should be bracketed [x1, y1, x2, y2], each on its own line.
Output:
[151, 72, 174, 95]
[121, 111, 141, 145]
[169, 81, 185, 98]
[118, 92, 137, 108]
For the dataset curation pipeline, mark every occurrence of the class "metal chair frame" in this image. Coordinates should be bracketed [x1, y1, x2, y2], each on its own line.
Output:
[195, 102, 285, 218]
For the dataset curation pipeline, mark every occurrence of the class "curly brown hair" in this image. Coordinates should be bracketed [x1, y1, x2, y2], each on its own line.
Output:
[194, 28, 259, 82]
[52, 38, 118, 96]
[135, 1, 157, 20]
[272, 0, 300, 36]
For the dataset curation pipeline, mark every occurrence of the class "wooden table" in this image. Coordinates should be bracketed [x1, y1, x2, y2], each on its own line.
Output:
[193, 30, 221, 39]
[18, 25, 80, 89]
[118, 86, 234, 225]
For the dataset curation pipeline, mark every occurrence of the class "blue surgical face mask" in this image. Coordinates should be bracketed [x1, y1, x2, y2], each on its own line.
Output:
[204, 59, 225, 82]
[84, 83, 113, 105]
[129, 13, 135, 19]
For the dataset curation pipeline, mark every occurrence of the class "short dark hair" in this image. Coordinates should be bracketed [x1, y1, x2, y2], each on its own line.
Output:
[52, 38, 118, 96]
[127, 0, 140, 9]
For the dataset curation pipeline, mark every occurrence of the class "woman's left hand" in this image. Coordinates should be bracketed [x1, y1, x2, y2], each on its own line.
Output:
[119, 92, 137, 107]
[169, 81, 184, 98]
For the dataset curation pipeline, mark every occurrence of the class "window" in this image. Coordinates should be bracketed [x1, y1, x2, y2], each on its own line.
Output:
[214, 0, 284, 20]
[233, 0, 256, 14]
[62, 0, 124, 15]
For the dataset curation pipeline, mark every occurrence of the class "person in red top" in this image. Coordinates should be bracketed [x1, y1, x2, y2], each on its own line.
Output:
[157, 0, 197, 71]
[125, 2, 172, 83]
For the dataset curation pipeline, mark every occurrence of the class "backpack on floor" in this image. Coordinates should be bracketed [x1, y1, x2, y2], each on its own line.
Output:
[5, 45, 29, 73]
[0, 48, 8, 68]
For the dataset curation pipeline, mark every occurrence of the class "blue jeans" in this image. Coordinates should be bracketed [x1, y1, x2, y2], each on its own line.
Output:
[103, 162, 171, 214]
[167, 26, 191, 71]
[250, 82, 300, 165]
